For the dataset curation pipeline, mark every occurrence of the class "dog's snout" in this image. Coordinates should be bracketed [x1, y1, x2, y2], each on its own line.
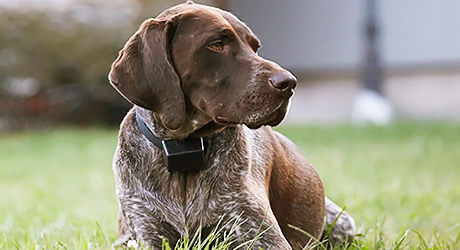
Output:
[269, 71, 297, 91]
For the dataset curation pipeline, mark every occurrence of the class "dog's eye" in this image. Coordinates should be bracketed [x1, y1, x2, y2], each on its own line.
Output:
[208, 42, 224, 51]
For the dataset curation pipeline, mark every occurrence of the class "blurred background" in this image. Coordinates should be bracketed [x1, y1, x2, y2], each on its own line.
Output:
[1, 1, 460, 248]
[0, 0, 459, 132]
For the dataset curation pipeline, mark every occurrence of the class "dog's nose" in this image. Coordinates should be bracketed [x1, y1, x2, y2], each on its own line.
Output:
[269, 71, 297, 91]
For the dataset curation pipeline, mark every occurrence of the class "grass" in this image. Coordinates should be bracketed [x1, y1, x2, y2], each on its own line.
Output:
[277, 122, 460, 249]
[1, 122, 459, 249]
[0, 129, 118, 249]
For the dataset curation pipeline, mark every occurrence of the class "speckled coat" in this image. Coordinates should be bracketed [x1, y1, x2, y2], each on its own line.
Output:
[109, 2, 354, 249]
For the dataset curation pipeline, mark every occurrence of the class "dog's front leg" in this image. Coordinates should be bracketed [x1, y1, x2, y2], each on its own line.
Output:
[116, 191, 184, 249]
[222, 210, 292, 250]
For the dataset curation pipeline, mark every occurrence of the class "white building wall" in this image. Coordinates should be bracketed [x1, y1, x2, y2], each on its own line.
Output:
[230, 0, 460, 71]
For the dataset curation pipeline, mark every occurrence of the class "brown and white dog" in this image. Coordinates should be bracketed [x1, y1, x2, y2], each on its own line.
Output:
[109, 1, 355, 249]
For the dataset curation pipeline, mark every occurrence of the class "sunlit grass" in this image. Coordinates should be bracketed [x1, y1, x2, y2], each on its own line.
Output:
[0, 129, 118, 249]
[277, 122, 460, 249]
[1, 122, 459, 249]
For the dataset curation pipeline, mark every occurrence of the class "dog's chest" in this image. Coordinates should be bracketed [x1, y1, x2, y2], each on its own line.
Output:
[180, 149, 251, 223]
[117, 124, 270, 233]
[152, 137, 257, 230]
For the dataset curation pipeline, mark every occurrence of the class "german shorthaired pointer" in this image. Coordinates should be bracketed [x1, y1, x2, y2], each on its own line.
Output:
[109, 1, 355, 249]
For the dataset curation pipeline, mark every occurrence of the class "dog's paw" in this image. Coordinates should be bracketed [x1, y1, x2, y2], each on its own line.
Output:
[322, 197, 356, 246]
[127, 240, 140, 249]
[112, 234, 133, 250]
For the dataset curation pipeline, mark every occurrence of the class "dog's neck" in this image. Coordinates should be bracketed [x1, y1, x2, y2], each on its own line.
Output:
[135, 106, 230, 172]
[135, 106, 225, 140]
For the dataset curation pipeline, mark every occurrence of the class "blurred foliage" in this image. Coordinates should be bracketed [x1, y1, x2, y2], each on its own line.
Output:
[0, 0, 218, 94]
[0, 9, 133, 89]
[0, 1, 218, 130]
[0, 7, 140, 129]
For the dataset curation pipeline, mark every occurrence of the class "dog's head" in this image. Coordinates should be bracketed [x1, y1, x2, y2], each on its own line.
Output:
[109, 1, 297, 134]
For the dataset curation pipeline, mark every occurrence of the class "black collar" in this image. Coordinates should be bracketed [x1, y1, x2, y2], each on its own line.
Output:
[136, 111, 206, 172]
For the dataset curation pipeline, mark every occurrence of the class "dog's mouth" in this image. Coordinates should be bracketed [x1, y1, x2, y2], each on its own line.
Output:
[211, 101, 290, 130]
[214, 116, 240, 125]
[204, 88, 294, 129]
[245, 103, 289, 129]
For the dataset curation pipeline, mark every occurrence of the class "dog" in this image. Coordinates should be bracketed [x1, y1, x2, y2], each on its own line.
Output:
[109, 1, 355, 249]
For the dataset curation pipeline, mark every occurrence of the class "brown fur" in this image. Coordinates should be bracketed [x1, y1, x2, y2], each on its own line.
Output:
[109, 2, 354, 249]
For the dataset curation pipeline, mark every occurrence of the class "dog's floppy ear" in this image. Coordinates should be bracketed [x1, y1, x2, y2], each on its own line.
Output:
[109, 18, 185, 130]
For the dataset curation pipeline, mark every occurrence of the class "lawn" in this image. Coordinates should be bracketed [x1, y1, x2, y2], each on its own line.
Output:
[1, 123, 459, 249]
